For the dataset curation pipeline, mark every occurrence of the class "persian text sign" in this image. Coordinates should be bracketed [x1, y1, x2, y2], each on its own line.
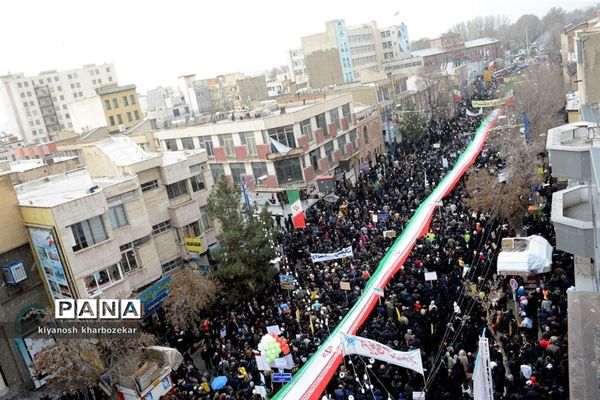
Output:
[341, 333, 424, 375]
[310, 246, 354, 263]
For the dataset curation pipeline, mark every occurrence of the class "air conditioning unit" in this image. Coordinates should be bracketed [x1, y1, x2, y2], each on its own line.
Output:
[2, 261, 27, 284]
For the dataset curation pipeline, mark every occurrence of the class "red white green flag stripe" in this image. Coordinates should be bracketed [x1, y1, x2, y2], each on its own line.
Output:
[287, 189, 306, 229]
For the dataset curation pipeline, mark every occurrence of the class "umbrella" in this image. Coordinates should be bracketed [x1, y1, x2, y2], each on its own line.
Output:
[211, 376, 228, 390]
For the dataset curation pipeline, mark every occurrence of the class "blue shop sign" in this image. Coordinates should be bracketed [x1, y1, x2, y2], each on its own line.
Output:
[137, 275, 172, 316]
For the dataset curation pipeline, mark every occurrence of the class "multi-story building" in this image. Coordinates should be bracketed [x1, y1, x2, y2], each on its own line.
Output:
[560, 14, 599, 91]
[152, 94, 384, 205]
[287, 47, 309, 85]
[0, 63, 117, 144]
[179, 73, 268, 117]
[142, 86, 191, 127]
[300, 19, 410, 88]
[15, 137, 216, 304]
[67, 84, 143, 134]
[546, 121, 600, 400]
[411, 35, 500, 71]
[0, 172, 51, 398]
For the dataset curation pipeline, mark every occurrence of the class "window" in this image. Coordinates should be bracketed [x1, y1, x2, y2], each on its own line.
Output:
[165, 139, 178, 151]
[240, 132, 257, 156]
[324, 142, 334, 164]
[26, 91, 31, 97]
[316, 113, 328, 136]
[134, 110, 140, 120]
[117, 114, 123, 124]
[199, 137, 214, 156]
[83, 264, 122, 296]
[309, 149, 319, 171]
[70, 216, 108, 251]
[211, 164, 225, 181]
[109, 116, 115, 126]
[329, 108, 341, 130]
[162, 257, 183, 274]
[301, 119, 313, 142]
[252, 162, 268, 180]
[166, 180, 188, 199]
[268, 125, 296, 148]
[108, 76, 113, 82]
[181, 137, 195, 150]
[190, 174, 205, 192]
[130, 95, 136, 105]
[123, 96, 129, 106]
[17, 82, 22, 88]
[274, 157, 303, 184]
[126, 111, 132, 122]
[57, 85, 62, 91]
[349, 129, 357, 147]
[200, 206, 213, 231]
[152, 220, 172, 235]
[218, 134, 235, 158]
[70, 83, 75, 89]
[230, 163, 246, 185]
[112, 98, 118, 108]
[337, 135, 347, 156]
[140, 179, 159, 192]
[120, 243, 140, 273]
[106, 67, 111, 73]
[342, 103, 351, 122]
[108, 205, 128, 229]
[183, 221, 201, 238]
[54, 76, 59, 82]
[363, 126, 369, 144]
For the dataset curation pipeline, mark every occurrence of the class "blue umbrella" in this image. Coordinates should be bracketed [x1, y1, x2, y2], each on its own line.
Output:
[211, 376, 228, 390]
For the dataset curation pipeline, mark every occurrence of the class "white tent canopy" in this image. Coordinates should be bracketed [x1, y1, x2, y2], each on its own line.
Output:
[497, 235, 553, 276]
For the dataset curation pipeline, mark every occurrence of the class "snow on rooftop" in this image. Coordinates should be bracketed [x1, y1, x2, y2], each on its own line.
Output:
[16, 168, 132, 208]
[9, 159, 44, 172]
[95, 136, 158, 166]
[411, 48, 445, 57]
[465, 37, 498, 48]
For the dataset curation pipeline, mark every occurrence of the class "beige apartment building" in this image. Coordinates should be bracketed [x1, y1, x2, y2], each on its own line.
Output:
[15, 137, 216, 303]
[68, 84, 143, 134]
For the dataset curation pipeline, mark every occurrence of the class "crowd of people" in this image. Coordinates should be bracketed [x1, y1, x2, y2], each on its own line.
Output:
[43, 102, 570, 400]
[135, 105, 570, 400]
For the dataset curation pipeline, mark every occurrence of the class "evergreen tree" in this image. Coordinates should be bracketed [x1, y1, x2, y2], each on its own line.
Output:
[207, 176, 277, 302]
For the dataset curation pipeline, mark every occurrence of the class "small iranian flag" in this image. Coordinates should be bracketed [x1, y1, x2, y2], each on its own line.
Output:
[453, 86, 462, 102]
[287, 189, 306, 229]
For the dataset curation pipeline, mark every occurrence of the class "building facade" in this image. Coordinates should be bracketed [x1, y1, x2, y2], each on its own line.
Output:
[142, 86, 192, 127]
[287, 48, 309, 85]
[300, 19, 411, 88]
[0, 63, 117, 144]
[67, 84, 143, 134]
[179, 73, 268, 117]
[0, 172, 51, 398]
[546, 121, 600, 400]
[16, 137, 216, 305]
[152, 94, 384, 201]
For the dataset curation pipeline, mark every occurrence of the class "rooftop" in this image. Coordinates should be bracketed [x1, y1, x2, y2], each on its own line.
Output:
[546, 121, 600, 149]
[16, 168, 134, 208]
[464, 37, 499, 48]
[411, 48, 445, 57]
[96, 84, 136, 96]
[7, 156, 78, 172]
[94, 136, 160, 166]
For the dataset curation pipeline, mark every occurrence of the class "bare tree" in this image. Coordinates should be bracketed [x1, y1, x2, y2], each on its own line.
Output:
[512, 65, 565, 154]
[464, 64, 564, 229]
[417, 69, 454, 122]
[162, 269, 222, 328]
[33, 333, 156, 396]
[410, 37, 431, 51]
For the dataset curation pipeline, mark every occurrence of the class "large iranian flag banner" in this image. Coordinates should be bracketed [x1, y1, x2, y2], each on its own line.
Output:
[287, 189, 306, 229]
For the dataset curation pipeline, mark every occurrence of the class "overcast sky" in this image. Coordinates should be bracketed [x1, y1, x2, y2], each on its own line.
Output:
[0, 0, 596, 128]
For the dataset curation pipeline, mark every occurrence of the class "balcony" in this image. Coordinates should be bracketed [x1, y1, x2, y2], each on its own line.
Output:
[546, 123, 598, 180]
[551, 185, 594, 257]
[168, 199, 201, 228]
